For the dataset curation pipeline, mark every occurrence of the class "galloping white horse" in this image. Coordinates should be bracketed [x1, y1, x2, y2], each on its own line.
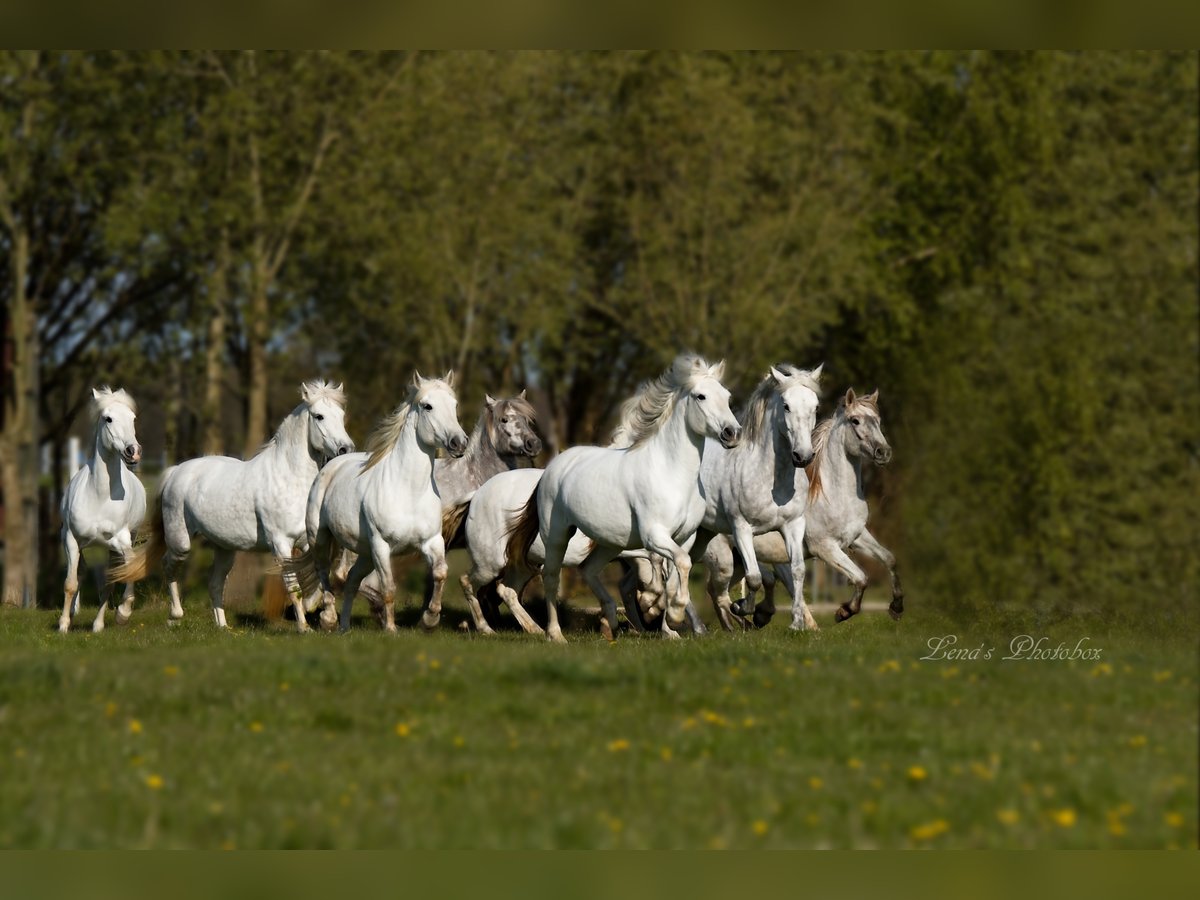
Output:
[59, 387, 146, 633]
[292, 373, 468, 632]
[508, 355, 741, 642]
[705, 388, 902, 625]
[112, 380, 353, 630]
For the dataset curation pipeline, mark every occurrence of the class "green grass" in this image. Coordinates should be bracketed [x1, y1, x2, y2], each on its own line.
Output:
[0, 580, 1195, 849]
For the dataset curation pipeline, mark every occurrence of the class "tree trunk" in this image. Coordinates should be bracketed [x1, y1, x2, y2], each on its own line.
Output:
[203, 229, 230, 456]
[2, 227, 40, 607]
[243, 263, 269, 458]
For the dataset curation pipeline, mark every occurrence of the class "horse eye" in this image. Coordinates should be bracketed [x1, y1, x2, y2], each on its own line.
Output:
[783, 402, 790, 412]
[422, 403, 433, 412]
[695, 394, 706, 402]
[501, 417, 509, 424]
[850, 417, 860, 426]
[104, 416, 113, 424]
[314, 413, 324, 421]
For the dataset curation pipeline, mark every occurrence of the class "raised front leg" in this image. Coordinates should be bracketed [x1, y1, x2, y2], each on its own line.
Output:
[416, 533, 447, 632]
[852, 528, 904, 620]
[59, 529, 82, 634]
[780, 517, 817, 631]
[729, 520, 761, 620]
[809, 538, 869, 624]
[640, 526, 692, 640]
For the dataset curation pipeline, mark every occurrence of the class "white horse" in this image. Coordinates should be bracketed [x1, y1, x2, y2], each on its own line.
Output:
[59, 387, 146, 633]
[112, 380, 353, 630]
[508, 355, 741, 642]
[705, 388, 903, 625]
[291, 373, 468, 633]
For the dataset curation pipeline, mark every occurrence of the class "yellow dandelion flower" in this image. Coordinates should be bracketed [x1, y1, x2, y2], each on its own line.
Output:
[249, 721, 264, 733]
[877, 659, 901, 673]
[752, 820, 769, 836]
[700, 710, 728, 727]
[279, 682, 290, 692]
[1165, 812, 1184, 828]
[708, 836, 727, 850]
[909, 819, 949, 841]
[802, 659, 814, 667]
[429, 659, 441, 670]
[996, 809, 1019, 826]
[1128, 735, 1147, 748]
[861, 800, 878, 815]
[13, 747, 26, 759]
[681, 716, 697, 730]
[127, 719, 143, 734]
[1090, 663, 1113, 677]
[907, 765, 928, 782]
[144, 774, 164, 790]
[608, 816, 623, 834]
[1152, 670, 1172, 683]
[104, 701, 118, 717]
[208, 802, 224, 815]
[163, 665, 179, 677]
[849, 698, 862, 709]
[221, 839, 235, 851]
[1116, 802, 1134, 816]
[742, 717, 757, 729]
[1050, 808, 1076, 828]
[805, 813, 821, 827]
[607, 738, 631, 752]
[970, 762, 994, 781]
[452, 735, 465, 747]
[660, 747, 673, 762]
[847, 758, 863, 770]
[129, 755, 144, 767]
[395, 722, 412, 738]
[808, 776, 824, 790]
[728, 667, 741, 678]
[940, 666, 959, 679]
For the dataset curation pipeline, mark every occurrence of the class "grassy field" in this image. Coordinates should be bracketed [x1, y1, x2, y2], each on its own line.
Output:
[0, 572, 1195, 849]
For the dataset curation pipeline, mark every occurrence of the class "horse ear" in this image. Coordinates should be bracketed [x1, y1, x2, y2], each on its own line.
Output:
[768, 365, 786, 383]
[867, 388, 879, 403]
[411, 371, 424, 389]
[299, 382, 312, 402]
[810, 363, 824, 382]
[709, 360, 726, 382]
[444, 370, 455, 388]
[91, 387, 103, 401]
[485, 394, 497, 408]
[518, 389, 527, 400]
[843, 387, 857, 408]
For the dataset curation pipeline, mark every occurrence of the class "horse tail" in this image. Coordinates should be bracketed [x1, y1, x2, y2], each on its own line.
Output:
[441, 500, 471, 549]
[110, 489, 166, 584]
[505, 482, 542, 572]
[280, 549, 322, 608]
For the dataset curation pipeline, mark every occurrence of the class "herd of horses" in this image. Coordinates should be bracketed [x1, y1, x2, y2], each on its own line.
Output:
[59, 355, 903, 641]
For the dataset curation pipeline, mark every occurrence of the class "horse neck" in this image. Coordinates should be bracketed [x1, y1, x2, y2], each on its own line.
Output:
[87, 425, 126, 501]
[263, 409, 320, 476]
[643, 400, 705, 478]
[821, 420, 863, 501]
[380, 416, 436, 489]
[442, 411, 509, 487]
[738, 405, 791, 478]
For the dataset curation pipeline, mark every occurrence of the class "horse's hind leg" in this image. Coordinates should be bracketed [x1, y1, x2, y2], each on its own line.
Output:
[208, 548, 237, 629]
[59, 530, 82, 634]
[113, 531, 137, 626]
[458, 572, 496, 635]
[496, 570, 543, 635]
[273, 537, 310, 634]
[162, 530, 191, 621]
[703, 535, 742, 632]
[580, 545, 623, 641]
[811, 539, 868, 624]
[339, 554, 373, 633]
[852, 529, 904, 620]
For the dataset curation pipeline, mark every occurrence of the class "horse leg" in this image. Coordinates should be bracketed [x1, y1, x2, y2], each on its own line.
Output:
[458, 572, 496, 635]
[416, 534, 446, 632]
[495, 569, 543, 635]
[309, 524, 339, 630]
[272, 536, 309, 634]
[853, 529, 904, 620]
[112, 531, 138, 626]
[59, 530, 82, 634]
[92, 548, 126, 633]
[811, 539, 869, 624]
[162, 526, 191, 621]
[729, 521, 763, 620]
[641, 527, 692, 640]
[207, 549, 237, 629]
[579, 545, 623, 641]
[704, 535, 741, 632]
[753, 567, 777, 629]
[339, 554, 373, 633]
[616, 559, 649, 633]
[540, 527, 571, 644]
[366, 535, 399, 633]
[780, 518, 817, 631]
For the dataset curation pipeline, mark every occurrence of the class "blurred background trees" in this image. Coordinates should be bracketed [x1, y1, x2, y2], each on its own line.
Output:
[2, 51, 1195, 626]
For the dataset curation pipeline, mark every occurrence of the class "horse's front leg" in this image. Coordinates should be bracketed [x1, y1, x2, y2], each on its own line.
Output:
[852, 528, 904, 620]
[728, 521, 762, 620]
[416, 533, 446, 632]
[579, 545, 623, 641]
[59, 529, 82, 634]
[368, 535, 400, 633]
[810, 538, 869, 624]
[780, 517, 816, 631]
[112, 530, 138, 627]
[272, 536, 309, 633]
[641, 527, 692, 640]
[703, 535, 742, 632]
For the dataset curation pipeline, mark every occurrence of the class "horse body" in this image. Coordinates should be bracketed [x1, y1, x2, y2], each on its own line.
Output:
[111, 380, 353, 630]
[59, 387, 145, 633]
[510, 355, 740, 642]
[696, 364, 822, 631]
[706, 387, 903, 625]
[297, 374, 469, 632]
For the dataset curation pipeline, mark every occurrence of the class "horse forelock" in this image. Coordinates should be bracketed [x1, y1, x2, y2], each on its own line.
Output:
[485, 395, 538, 446]
[91, 386, 137, 418]
[740, 364, 820, 445]
[302, 379, 346, 409]
[617, 354, 713, 448]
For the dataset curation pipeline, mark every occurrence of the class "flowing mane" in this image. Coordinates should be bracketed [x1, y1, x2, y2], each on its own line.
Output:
[251, 379, 347, 459]
[613, 354, 713, 449]
[739, 363, 821, 446]
[805, 390, 880, 502]
[362, 378, 447, 470]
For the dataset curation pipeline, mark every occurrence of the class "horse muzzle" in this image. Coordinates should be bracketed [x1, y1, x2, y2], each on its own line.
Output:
[792, 450, 814, 468]
[522, 436, 543, 456]
[447, 434, 468, 458]
[873, 446, 892, 465]
[719, 425, 741, 449]
[122, 445, 142, 468]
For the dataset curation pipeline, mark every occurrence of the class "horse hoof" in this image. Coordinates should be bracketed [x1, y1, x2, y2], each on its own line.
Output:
[835, 606, 853, 623]
[319, 616, 338, 632]
[295, 622, 311, 634]
[115, 610, 131, 626]
[547, 631, 568, 644]
[420, 612, 440, 631]
[752, 611, 773, 629]
[599, 620, 615, 643]
[92, 621, 105, 634]
[888, 606, 903, 621]
[731, 599, 752, 617]
[57, 620, 70, 634]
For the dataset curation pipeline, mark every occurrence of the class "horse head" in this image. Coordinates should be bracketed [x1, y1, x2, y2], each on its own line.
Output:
[92, 387, 141, 469]
[487, 390, 541, 458]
